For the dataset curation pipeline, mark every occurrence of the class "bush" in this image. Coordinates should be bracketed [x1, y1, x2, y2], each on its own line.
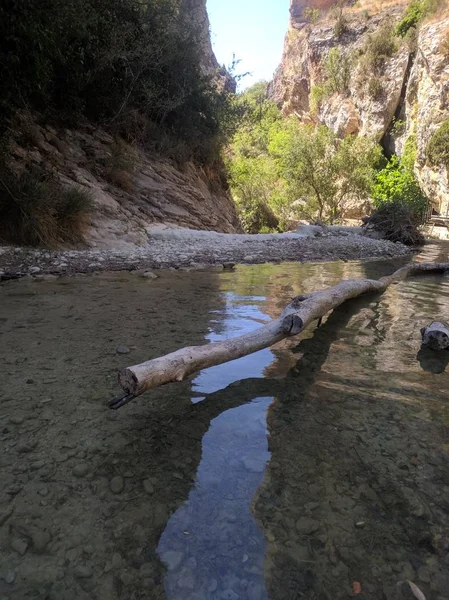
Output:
[395, 0, 426, 37]
[368, 77, 383, 99]
[364, 24, 397, 72]
[0, 167, 93, 246]
[304, 7, 320, 24]
[372, 155, 428, 222]
[333, 10, 348, 39]
[309, 85, 326, 115]
[0, 0, 238, 165]
[323, 49, 351, 94]
[426, 120, 449, 170]
[365, 201, 425, 245]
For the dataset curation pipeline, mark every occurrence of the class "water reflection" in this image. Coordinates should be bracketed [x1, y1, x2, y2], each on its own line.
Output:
[1, 244, 449, 600]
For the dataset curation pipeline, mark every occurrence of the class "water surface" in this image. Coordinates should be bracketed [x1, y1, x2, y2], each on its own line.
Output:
[1, 244, 449, 600]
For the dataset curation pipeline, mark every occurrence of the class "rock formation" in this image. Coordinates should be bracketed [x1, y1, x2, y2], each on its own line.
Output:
[270, 1, 449, 213]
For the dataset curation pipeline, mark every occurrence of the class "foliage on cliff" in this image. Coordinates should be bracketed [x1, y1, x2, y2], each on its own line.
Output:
[426, 120, 449, 170]
[227, 83, 382, 231]
[0, 0, 239, 164]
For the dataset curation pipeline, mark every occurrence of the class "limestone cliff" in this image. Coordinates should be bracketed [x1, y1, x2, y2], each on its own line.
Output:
[270, 1, 449, 213]
[7, 119, 240, 249]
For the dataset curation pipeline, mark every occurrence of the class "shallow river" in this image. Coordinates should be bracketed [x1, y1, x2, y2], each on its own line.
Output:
[1, 243, 449, 600]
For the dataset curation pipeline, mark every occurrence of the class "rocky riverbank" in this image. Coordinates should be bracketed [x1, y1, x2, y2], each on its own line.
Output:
[0, 229, 412, 280]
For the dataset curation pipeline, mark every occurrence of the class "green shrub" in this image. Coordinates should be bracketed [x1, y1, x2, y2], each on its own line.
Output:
[366, 201, 425, 245]
[372, 155, 428, 222]
[368, 77, 383, 99]
[309, 85, 326, 115]
[426, 120, 449, 169]
[333, 10, 348, 39]
[323, 48, 351, 94]
[0, 167, 93, 246]
[402, 134, 418, 171]
[0, 0, 239, 165]
[395, 0, 426, 37]
[304, 7, 320, 24]
[363, 24, 397, 72]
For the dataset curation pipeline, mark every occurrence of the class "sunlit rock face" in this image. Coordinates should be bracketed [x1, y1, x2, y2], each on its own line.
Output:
[270, 1, 449, 213]
[290, 0, 338, 24]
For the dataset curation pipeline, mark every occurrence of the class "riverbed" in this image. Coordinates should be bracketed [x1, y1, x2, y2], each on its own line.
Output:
[1, 243, 449, 600]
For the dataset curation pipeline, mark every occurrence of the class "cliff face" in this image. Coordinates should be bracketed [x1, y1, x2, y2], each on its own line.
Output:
[270, 1, 449, 213]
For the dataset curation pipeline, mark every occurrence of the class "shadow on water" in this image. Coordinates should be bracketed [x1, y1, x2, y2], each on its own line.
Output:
[1, 244, 449, 600]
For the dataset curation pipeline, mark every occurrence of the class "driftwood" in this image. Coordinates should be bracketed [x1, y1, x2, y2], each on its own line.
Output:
[109, 262, 449, 409]
[420, 321, 449, 350]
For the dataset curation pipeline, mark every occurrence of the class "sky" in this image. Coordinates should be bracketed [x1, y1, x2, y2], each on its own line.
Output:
[207, 0, 291, 90]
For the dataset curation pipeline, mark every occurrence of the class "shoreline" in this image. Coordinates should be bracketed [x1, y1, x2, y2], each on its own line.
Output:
[0, 232, 413, 281]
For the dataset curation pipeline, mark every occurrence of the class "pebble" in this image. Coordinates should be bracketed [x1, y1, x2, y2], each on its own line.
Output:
[11, 537, 28, 556]
[120, 571, 134, 586]
[242, 457, 266, 473]
[72, 463, 89, 478]
[112, 552, 123, 569]
[418, 566, 431, 583]
[29, 266, 41, 274]
[296, 517, 320, 535]
[220, 590, 240, 600]
[4, 570, 16, 584]
[32, 531, 51, 553]
[116, 345, 130, 354]
[141, 271, 158, 279]
[55, 453, 69, 463]
[74, 565, 93, 579]
[143, 480, 154, 494]
[208, 579, 218, 592]
[161, 550, 184, 571]
[9, 416, 24, 425]
[109, 476, 124, 494]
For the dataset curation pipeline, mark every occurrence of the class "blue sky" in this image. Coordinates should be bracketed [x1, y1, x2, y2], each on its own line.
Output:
[207, 0, 290, 89]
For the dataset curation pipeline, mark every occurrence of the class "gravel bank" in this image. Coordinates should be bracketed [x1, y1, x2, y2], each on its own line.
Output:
[0, 229, 412, 280]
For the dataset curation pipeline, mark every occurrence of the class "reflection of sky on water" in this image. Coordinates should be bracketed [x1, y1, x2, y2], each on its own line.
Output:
[158, 290, 274, 599]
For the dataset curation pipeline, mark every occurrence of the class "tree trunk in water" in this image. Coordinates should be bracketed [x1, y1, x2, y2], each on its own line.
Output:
[111, 262, 449, 409]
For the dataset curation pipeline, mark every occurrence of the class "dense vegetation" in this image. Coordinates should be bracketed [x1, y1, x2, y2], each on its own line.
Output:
[228, 83, 385, 232]
[426, 120, 449, 170]
[0, 0, 239, 165]
[228, 83, 430, 233]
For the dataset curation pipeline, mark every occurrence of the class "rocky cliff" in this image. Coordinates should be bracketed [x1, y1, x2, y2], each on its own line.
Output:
[271, 1, 449, 214]
[7, 117, 240, 249]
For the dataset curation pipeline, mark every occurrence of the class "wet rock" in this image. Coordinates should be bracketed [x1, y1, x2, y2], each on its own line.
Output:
[418, 566, 431, 583]
[120, 571, 134, 586]
[220, 590, 240, 600]
[9, 416, 24, 425]
[112, 552, 123, 569]
[72, 464, 89, 478]
[0, 505, 14, 526]
[242, 457, 266, 473]
[109, 476, 124, 494]
[143, 480, 154, 494]
[161, 550, 184, 571]
[74, 565, 93, 579]
[4, 570, 16, 584]
[247, 582, 263, 600]
[32, 530, 51, 553]
[296, 517, 320, 535]
[116, 345, 130, 355]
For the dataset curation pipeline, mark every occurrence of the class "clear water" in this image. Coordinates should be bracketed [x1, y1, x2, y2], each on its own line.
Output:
[1, 244, 449, 600]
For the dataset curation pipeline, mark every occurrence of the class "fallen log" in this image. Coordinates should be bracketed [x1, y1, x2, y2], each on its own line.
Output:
[109, 262, 449, 409]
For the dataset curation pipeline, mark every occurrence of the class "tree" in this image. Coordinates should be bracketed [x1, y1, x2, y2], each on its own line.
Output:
[269, 122, 381, 223]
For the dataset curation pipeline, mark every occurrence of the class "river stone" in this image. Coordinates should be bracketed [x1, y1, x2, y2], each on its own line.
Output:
[109, 476, 124, 494]
[32, 531, 51, 553]
[4, 570, 16, 584]
[161, 550, 184, 571]
[220, 590, 240, 600]
[72, 463, 89, 478]
[296, 517, 320, 535]
[112, 552, 123, 569]
[74, 565, 93, 579]
[116, 345, 130, 355]
[247, 582, 263, 600]
[242, 457, 266, 473]
[143, 480, 154, 494]
[142, 271, 158, 279]
[11, 537, 28, 556]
